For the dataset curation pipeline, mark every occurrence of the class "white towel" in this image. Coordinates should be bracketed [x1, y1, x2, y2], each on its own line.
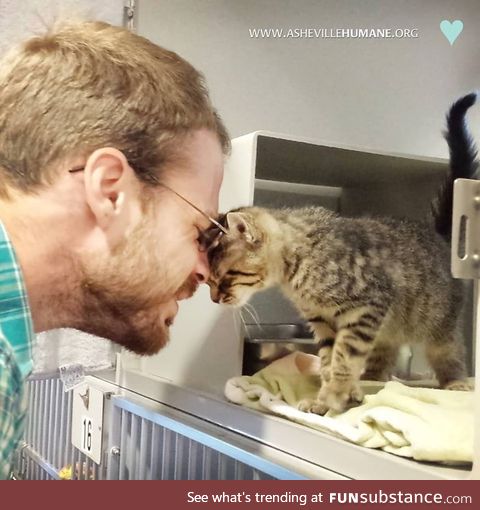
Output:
[32, 328, 117, 377]
[225, 352, 474, 464]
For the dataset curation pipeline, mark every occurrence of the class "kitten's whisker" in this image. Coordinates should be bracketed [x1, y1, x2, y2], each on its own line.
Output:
[241, 303, 262, 337]
[238, 313, 248, 339]
[232, 308, 247, 336]
[250, 303, 261, 324]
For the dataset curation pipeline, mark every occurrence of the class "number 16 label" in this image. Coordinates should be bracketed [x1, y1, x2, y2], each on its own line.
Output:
[72, 384, 105, 464]
[82, 416, 93, 452]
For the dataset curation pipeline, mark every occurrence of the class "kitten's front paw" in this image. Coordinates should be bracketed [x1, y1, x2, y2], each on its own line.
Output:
[313, 382, 364, 414]
[297, 383, 364, 415]
[296, 398, 329, 415]
[349, 384, 364, 404]
[297, 398, 317, 413]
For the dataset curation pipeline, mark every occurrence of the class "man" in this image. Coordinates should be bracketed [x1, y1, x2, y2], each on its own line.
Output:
[0, 21, 229, 478]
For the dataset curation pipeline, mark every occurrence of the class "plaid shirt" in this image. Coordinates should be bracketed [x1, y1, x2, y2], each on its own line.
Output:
[0, 222, 34, 479]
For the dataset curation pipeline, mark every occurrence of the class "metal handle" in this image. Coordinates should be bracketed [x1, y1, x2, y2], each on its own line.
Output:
[451, 178, 480, 279]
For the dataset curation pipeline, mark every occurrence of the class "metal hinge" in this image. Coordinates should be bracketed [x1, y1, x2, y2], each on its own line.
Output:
[451, 178, 480, 279]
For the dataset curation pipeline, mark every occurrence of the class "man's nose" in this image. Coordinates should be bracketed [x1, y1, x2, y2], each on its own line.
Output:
[194, 249, 210, 283]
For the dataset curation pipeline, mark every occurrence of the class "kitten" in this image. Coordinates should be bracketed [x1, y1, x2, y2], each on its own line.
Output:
[208, 93, 477, 414]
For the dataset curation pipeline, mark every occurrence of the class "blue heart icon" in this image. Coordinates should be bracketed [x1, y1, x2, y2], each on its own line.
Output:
[440, 20, 463, 45]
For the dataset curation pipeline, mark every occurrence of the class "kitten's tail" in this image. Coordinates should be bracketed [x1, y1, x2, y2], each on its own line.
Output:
[431, 92, 478, 240]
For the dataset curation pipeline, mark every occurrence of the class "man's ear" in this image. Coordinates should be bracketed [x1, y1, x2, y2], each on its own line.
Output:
[83, 148, 142, 237]
[226, 212, 257, 244]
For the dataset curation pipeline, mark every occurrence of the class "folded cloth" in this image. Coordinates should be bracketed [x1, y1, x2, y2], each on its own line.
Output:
[225, 352, 473, 464]
[32, 328, 117, 377]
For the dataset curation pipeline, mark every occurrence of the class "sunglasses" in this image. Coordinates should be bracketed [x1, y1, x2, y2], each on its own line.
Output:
[69, 164, 228, 252]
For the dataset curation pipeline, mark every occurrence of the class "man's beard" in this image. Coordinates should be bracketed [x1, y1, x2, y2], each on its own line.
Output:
[77, 219, 194, 355]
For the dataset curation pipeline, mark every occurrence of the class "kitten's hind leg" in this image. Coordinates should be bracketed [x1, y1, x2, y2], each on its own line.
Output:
[426, 334, 472, 391]
[362, 341, 399, 381]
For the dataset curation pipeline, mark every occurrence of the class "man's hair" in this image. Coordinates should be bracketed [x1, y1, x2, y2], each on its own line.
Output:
[0, 21, 230, 197]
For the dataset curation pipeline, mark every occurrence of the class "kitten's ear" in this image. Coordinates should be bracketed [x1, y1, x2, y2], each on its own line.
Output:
[226, 212, 256, 243]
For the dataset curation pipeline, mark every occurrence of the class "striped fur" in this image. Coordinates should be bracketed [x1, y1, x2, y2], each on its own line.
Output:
[209, 207, 470, 413]
[208, 95, 477, 414]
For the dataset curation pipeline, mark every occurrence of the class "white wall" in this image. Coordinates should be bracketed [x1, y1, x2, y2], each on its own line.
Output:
[0, 0, 124, 55]
[137, 0, 480, 158]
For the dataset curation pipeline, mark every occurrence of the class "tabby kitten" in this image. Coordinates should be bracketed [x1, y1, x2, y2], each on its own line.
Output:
[208, 93, 477, 414]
